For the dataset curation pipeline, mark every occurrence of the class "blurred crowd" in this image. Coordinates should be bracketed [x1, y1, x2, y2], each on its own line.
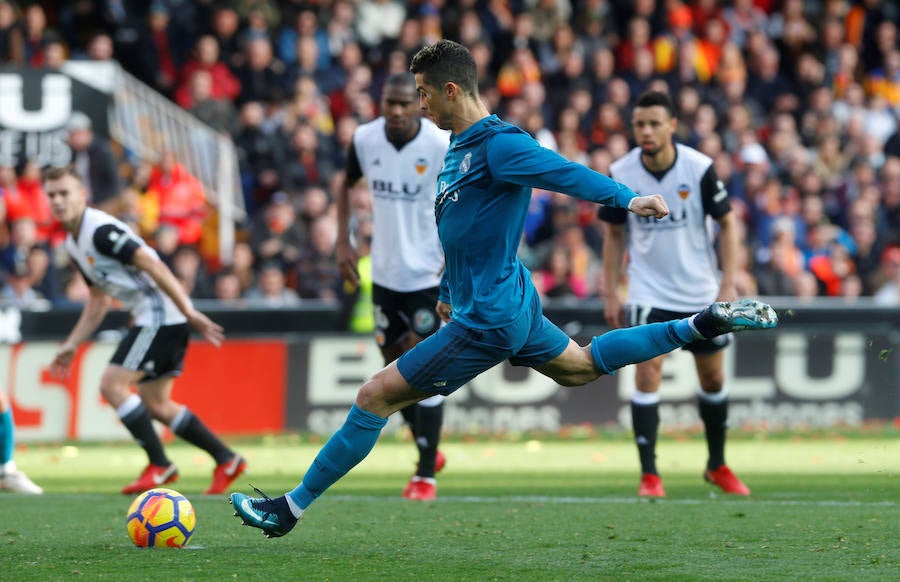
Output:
[0, 0, 899, 317]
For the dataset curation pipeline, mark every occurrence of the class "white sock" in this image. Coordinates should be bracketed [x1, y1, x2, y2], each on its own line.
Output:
[1, 460, 16, 474]
[284, 495, 305, 519]
[411, 476, 436, 485]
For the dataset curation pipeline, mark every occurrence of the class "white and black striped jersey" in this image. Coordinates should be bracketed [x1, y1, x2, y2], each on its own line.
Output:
[346, 116, 449, 292]
[65, 207, 186, 327]
[599, 144, 731, 311]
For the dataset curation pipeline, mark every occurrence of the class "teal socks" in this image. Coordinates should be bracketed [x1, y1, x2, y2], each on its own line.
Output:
[590, 319, 695, 375]
[287, 404, 387, 510]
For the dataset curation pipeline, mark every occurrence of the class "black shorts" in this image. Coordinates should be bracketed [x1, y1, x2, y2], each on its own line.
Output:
[625, 304, 731, 355]
[372, 284, 441, 348]
[110, 323, 189, 382]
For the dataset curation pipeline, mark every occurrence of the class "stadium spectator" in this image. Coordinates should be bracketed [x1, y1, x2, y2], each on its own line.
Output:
[212, 266, 245, 306]
[244, 260, 301, 308]
[248, 190, 304, 269]
[0, 1, 23, 64]
[7, 160, 60, 247]
[233, 37, 286, 106]
[65, 112, 125, 217]
[175, 35, 241, 109]
[171, 244, 213, 300]
[295, 215, 341, 302]
[148, 149, 207, 247]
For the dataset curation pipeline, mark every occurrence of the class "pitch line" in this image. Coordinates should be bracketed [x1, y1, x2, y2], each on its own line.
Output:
[328, 494, 896, 507]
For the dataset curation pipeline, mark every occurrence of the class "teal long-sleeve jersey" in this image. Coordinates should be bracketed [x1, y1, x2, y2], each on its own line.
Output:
[435, 115, 638, 329]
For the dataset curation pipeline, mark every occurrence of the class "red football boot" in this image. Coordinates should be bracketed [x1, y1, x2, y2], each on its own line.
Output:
[402, 477, 437, 500]
[206, 454, 248, 495]
[121, 464, 178, 495]
[704, 465, 751, 495]
[638, 473, 666, 497]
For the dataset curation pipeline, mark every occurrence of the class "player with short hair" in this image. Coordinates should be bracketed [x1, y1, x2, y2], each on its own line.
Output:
[599, 89, 750, 497]
[0, 391, 43, 494]
[45, 166, 246, 495]
[230, 40, 777, 538]
[336, 72, 450, 500]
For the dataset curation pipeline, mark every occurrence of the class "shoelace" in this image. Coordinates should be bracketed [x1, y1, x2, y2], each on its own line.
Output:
[249, 483, 278, 518]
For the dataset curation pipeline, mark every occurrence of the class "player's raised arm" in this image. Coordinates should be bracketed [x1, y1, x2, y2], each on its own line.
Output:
[131, 247, 225, 346]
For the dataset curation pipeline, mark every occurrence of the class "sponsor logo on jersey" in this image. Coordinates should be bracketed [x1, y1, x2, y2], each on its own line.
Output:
[678, 183, 690, 199]
[415, 158, 427, 174]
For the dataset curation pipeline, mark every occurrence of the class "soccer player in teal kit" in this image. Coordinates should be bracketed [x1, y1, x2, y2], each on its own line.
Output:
[230, 40, 777, 538]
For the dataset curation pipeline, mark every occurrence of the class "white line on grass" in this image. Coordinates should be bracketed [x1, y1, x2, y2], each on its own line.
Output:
[328, 495, 897, 507]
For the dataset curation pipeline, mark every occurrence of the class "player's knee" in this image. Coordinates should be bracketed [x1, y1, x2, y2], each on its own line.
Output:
[355, 378, 388, 413]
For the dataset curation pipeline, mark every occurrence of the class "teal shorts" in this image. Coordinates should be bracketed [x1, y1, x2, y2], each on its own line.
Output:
[396, 292, 570, 395]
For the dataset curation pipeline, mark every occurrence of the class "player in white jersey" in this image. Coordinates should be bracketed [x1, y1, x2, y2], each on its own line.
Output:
[599, 90, 750, 497]
[336, 73, 450, 500]
[43, 166, 247, 495]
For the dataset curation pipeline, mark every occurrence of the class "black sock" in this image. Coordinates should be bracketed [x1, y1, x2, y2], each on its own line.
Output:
[399, 405, 418, 434]
[692, 308, 721, 339]
[121, 404, 170, 467]
[631, 402, 659, 475]
[699, 395, 728, 470]
[412, 402, 444, 478]
[172, 409, 232, 464]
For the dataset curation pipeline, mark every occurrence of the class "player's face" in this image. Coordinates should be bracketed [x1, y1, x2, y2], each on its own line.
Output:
[415, 74, 451, 130]
[631, 105, 676, 158]
[44, 174, 87, 225]
[381, 83, 420, 140]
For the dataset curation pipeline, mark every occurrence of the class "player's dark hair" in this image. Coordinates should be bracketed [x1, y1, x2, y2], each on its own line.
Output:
[42, 165, 84, 184]
[635, 90, 677, 118]
[410, 40, 478, 95]
[383, 72, 417, 92]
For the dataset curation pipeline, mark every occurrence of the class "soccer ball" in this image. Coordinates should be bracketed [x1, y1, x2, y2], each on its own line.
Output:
[126, 487, 196, 548]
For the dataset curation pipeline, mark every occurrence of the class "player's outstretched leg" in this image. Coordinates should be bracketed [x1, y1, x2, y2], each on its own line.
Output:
[591, 299, 777, 375]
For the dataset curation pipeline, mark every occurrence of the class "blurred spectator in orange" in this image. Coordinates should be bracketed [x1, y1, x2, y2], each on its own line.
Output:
[175, 35, 241, 109]
[6, 161, 61, 246]
[148, 149, 207, 247]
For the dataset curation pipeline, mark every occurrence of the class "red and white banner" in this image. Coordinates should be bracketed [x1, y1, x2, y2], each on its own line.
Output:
[3, 340, 286, 442]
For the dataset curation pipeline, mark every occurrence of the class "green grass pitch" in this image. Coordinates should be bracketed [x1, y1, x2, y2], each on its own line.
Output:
[2, 431, 898, 581]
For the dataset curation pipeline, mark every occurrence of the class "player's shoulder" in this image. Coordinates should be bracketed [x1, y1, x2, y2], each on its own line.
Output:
[353, 117, 386, 144]
[80, 207, 119, 234]
[674, 143, 713, 171]
[609, 147, 643, 175]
